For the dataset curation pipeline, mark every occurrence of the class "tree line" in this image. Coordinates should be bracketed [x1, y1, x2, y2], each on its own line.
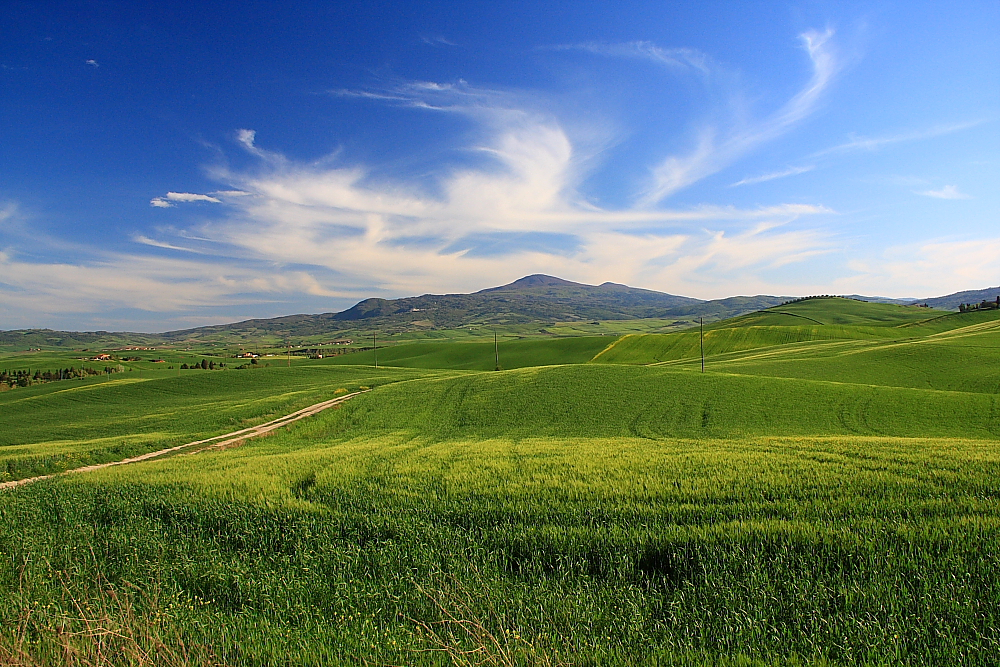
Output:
[959, 297, 1000, 313]
[1, 366, 111, 389]
[179, 359, 226, 370]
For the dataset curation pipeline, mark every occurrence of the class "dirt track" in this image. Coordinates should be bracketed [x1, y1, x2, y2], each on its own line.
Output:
[0, 390, 365, 491]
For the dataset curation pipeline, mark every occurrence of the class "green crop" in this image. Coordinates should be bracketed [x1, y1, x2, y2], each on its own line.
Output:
[0, 365, 440, 482]
[2, 297, 1000, 665]
[324, 335, 614, 370]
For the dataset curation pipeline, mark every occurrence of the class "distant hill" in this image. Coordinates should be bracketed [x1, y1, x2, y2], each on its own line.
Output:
[160, 275, 792, 339]
[333, 274, 701, 323]
[5, 274, 982, 346]
[0, 329, 162, 349]
[839, 294, 916, 305]
[915, 286, 1000, 311]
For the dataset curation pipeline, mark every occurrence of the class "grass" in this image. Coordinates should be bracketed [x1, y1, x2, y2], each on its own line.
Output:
[321, 364, 1000, 441]
[0, 365, 441, 482]
[3, 428, 999, 665]
[592, 298, 1000, 366]
[324, 335, 614, 370]
[2, 297, 1000, 665]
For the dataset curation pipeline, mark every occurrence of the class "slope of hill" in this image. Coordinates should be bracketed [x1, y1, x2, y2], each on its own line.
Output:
[5, 294, 1000, 665]
[0, 329, 162, 349]
[327, 274, 700, 324]
[711, 296, 936, 328]
[590, 297, 971, 366]
[917, 286, 1000, 310]
[326, 335, 612, 371]
[7, 275, 994, 347]
[161, 275, 790, 339]
[328, 362, 1000, 440]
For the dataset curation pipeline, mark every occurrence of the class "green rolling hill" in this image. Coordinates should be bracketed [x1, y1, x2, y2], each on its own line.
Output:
[3, 278, 997, 351]
[5, 292, 1000, 665]
[591, 296, 971, 366]
[324, 333, 613, 370]
[325, 362, 1000, 441]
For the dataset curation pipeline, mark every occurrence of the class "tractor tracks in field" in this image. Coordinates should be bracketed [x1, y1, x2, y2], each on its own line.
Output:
[0, 390, 367, 492]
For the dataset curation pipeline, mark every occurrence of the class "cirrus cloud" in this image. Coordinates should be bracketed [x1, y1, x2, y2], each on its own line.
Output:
[917, 185, 971, 200]
[2, 28, 862, 330]
[150, 192, 223, 207]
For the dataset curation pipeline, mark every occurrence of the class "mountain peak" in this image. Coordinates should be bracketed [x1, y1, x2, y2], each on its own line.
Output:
[493, 274, 583, 290]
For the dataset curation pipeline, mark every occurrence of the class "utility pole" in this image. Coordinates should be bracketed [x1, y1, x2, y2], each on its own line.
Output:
[287, 344, 290, 368]
[700, 317, 705, 373]
[494, 330, 500, 371]
[373, 332, 378, 368]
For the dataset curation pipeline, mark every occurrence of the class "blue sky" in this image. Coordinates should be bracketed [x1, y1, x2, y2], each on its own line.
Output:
[1, 1, 997, 331]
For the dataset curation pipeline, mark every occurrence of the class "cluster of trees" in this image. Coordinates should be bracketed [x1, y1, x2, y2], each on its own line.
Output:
[1, 366, 106, 389]
[234, 359, 270, 369]
[959, 297, 1000, 313]
[179, 359, 226, 370]
[780, 295, 844, 305]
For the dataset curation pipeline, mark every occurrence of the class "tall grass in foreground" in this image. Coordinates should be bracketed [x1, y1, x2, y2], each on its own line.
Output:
[2, 430, 999, 665]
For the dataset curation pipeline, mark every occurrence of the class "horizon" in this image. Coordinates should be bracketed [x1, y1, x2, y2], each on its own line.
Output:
[7, 270, 997, 335]
[1, 1, 997, 331]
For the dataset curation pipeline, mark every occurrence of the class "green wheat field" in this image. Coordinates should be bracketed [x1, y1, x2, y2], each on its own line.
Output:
[2, 298, 1000, 665]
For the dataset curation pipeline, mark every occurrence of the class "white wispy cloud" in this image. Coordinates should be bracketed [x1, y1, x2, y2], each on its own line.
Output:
[638, 29, 838, 206]
[551, 41, 712, 74]
[421, 35, 457, 47]
[0, 252, 349, 323]
[236, 129, 257, 150]
[151, 192, 223, 207]
[85, 59, 99, 68]
[211, 190, 252, 197]
[815, 120, 985, 156]
[731, 165, 815, 187]
[5, 60, 843, 328]
[839, 236, 1000, 298]
[2, 31, 856, 326]
[0, 202, 17, 225]
[132, 235, 204, 253]
[188, 117, 835, 301]
[165, 192, 222, 203]
[917, 185, 971, 200]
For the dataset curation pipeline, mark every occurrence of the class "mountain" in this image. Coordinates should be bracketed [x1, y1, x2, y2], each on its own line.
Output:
[161, 275, 795, 339]
[5, 274, 968, 346]
[0, 275, 788, 345]
[915, 286, 1000, 311]
[332, 274, 702, 324]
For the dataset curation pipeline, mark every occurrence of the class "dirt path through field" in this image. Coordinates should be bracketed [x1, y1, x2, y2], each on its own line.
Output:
[0, 390, 366, 491]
